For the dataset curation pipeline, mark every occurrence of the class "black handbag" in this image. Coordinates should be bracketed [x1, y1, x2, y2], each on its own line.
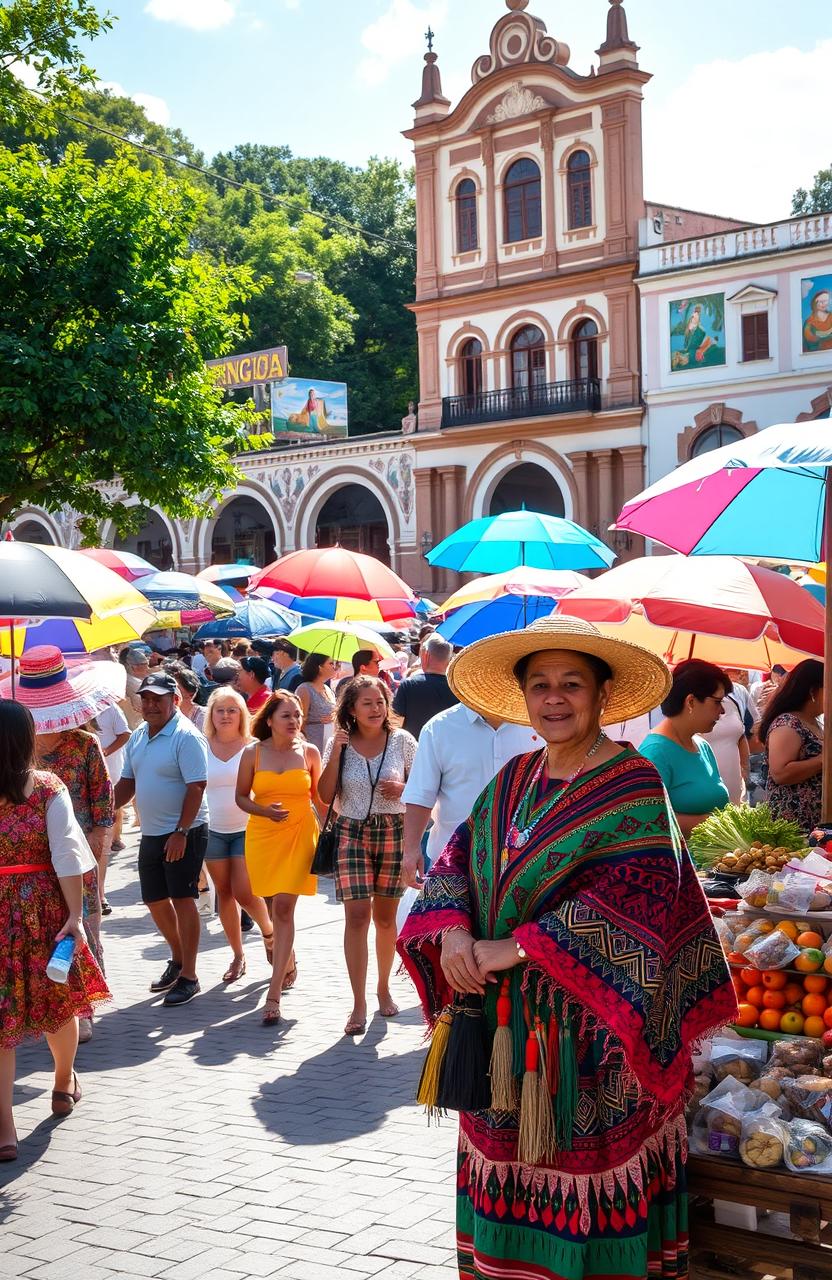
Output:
[311, 744, 345, 876]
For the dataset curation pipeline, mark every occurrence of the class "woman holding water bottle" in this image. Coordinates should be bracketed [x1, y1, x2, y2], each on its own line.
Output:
[0, 702, 109, 1162]
[318, 676, 416, 1036]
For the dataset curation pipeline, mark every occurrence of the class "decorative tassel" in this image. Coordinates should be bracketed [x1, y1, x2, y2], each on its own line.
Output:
[534, 1015, 556, 1161]
[518, 1026, 542, 1165]
[554, 1013, 578, 1151]
[546, 1012, 560, 1095]
[416, 1007, 453, 1115]
[437, 994, 492, 1113]
[489, 977, 517, 1112]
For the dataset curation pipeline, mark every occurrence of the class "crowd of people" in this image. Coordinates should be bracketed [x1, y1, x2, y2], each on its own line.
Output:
[0, 606, 825, 1280]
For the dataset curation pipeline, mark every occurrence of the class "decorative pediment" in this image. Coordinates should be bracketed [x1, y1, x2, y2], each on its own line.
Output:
[727, 284, 778, 305]
[472, 2, 570, 85]
[486, 80, 546, 123]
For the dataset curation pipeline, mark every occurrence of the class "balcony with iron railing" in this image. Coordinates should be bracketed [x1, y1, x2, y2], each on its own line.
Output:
[441, 377, 602, 428]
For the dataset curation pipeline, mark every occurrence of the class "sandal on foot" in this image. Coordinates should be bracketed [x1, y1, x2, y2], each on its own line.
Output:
[263, 935, 274, 965]
[223, 955, 246, 983]
[52, 1073, 82, 1117]
[344, 1016, 367, 1036]
[0, 1142, 18, 1162]
[261, 999, 282, 1027]
[378, 1000, 400, 1018]
[281, 961, 298, 992]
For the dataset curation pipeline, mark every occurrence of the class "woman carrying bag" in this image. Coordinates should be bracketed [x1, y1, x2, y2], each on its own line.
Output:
[319, 676, 416, 1036]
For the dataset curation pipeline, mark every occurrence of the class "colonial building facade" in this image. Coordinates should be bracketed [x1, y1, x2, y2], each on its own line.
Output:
[9, 0, 832, 594]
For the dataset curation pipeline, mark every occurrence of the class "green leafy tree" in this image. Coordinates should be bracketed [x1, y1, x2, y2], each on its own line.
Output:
[0, 0, 111, 134]
[792, 164, 832, 216]
[0, 144, 256, 537]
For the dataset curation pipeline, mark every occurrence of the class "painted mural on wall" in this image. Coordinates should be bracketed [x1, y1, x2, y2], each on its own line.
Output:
[802, 276, 832, 352]
[270, 464, 321, 524]
[669, 294, 726, 371]
[269, 379, 348, 440]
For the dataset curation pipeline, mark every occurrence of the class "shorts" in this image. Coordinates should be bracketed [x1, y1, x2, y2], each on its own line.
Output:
[138, 824, 208, 904]
[333, 813, 404, 903]
[205, 829, 246, 860]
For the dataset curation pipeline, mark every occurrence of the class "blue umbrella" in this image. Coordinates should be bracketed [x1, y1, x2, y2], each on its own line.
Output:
[426, 510, 615, 573]
[194, 597, 301, 640]
[436, 594, 557, 646]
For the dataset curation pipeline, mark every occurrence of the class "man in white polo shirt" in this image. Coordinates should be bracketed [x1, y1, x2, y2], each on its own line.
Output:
[114, 671, 209, 1006]
[402, 703, 539, 885]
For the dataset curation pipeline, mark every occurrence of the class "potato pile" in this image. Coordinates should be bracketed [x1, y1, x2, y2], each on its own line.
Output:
[713, 843, 800, 875]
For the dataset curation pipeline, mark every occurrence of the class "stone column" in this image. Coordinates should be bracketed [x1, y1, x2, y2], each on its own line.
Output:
[416, 309, 443, 431]
[438, 465, 464, 594]
[482, 133, 498, 287]
[594, 449, 615, 544]
[568, 450, 593, 532]
[414, 467, 438, 595]
[540, 116, 558, 271]
[616, 444, 646, 559]
[604, 283, 640, 407]
[414, 145, 440, 299]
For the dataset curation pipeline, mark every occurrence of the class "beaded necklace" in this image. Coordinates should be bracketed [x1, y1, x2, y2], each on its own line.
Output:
[500, 730, 607, 874]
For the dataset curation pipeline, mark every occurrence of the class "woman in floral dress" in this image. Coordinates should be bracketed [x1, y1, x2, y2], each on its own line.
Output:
[0, 701, 110, 1162]
[760, 659, 824, 830]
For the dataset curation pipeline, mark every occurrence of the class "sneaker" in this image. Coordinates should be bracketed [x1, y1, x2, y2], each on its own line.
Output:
[163, 977, 200, 1007]
[149, 960, 182, 993]
[197, 889, 213, 917]
[240, 910, 254, 933]
[78, 1017, 93, 1043]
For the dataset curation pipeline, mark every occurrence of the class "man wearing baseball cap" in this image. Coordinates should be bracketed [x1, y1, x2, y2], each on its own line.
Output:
[114, 671, 209, 1006]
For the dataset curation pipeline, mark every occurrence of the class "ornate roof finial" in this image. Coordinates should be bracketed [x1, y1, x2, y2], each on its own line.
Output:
[598, 0, 638, 63]
[413, 32, 450, 117]
[506, 0, 530, 10]
[425, 26, 434, 53]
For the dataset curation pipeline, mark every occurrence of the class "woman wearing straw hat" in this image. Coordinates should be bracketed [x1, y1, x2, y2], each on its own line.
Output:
[398, 616, 736, 1280]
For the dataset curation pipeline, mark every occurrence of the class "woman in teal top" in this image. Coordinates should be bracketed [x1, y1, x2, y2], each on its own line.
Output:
[640, 659, 730, 837]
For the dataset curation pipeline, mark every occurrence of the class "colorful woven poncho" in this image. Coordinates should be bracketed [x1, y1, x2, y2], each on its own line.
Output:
[397, 746, 737, 1280]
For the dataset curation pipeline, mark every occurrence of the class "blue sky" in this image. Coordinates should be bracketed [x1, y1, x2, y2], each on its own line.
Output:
[87, 1, 832, 222]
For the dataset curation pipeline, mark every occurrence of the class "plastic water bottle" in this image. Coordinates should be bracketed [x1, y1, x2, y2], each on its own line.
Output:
[46, 936, 76, 984]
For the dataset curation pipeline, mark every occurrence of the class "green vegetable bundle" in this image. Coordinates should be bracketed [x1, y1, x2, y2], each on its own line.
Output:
[688, 803, 804, 868]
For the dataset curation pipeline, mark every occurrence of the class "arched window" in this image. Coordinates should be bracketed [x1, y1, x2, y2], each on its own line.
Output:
[690, 424, 744, 458]
[571, 319, 599, 383]
[455, 178, 478, 252]
[459, 338, 483, 398]
[503, 158, 542, 243]
[511, 325, 547, 390]
[566, 150, 592, 229]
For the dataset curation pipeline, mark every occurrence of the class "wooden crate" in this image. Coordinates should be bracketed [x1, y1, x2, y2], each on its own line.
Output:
[689, 1153, 832, 1280]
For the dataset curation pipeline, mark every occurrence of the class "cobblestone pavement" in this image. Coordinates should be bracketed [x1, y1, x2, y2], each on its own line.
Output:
[1, 828, 457, 1278]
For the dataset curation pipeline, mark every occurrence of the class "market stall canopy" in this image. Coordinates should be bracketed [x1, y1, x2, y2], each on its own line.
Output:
[426, 510, 615, 574]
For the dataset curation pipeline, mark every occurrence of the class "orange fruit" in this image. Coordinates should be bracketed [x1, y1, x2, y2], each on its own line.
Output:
[762, 990, 786, 1010]
[740, 967, 759, 987]
[824, 1006, 832, 1029]
[803, 975, 828, 994]
[796, 931, 824, 950]
[727, 951, 747, 967]
[780, 1011, 805, 1034]
[795, 949, 825, 973]
[736, 1003, 759, 1028]
[761, 970, 788, 990]
[777, 920, 799, 940]
[802, 993, 827, 1017]
[758, 1009, 782, 1031]
[784, 982, 805, 1005]
[824, 954, 832, 976]
[804, 1016, 826, 1038]
[745, 985, 766, 1008]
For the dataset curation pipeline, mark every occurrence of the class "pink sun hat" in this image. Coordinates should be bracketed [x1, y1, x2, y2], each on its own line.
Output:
[0, 644, 126, 733]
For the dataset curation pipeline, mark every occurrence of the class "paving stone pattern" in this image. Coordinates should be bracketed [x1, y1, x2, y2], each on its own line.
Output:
[1, 828, 457, 1278]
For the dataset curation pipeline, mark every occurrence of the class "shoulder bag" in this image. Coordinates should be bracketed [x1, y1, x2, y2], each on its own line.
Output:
[311, 742, 345, 876]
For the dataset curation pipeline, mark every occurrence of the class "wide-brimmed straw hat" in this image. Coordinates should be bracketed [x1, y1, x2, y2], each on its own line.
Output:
[447, 615, 671, 727]
[0, 644, 126, 733]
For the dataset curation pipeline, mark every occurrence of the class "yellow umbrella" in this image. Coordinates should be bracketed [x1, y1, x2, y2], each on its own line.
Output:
[288, 621, 396, 662]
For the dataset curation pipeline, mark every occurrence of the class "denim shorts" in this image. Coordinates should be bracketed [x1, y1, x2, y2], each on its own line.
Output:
[205, 829, 246, 860]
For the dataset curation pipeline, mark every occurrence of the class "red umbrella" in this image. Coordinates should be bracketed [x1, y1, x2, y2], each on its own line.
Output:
[250, 547, 414, 604]
[78, 548, 156, 582]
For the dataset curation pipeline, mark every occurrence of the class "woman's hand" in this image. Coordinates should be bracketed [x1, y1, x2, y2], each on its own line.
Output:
[440, 928, 484, 995]
[379, 779, 405, 800]
[332, 728, 350, 750]
[472, 938, 522, 984]
[265, 803, 289, 823]
[55, 914, 85, 945]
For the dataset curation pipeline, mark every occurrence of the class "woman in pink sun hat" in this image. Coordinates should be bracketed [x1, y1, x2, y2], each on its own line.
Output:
[1, 647, 121, 999]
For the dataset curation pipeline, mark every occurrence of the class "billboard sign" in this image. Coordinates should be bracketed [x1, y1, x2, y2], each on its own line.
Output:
[207, 345, 288, 390]
[269, 378, 348, 441]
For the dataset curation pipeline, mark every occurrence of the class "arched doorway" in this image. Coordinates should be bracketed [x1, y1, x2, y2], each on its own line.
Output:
[13, 519, 55, 545]
[489, 463, 565, 518]
[114, 509, 174, 569]
[211, 496, 276, 568]
[315, 485, 390, 565]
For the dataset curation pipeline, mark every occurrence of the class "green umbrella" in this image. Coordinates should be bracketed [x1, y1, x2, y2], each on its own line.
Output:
[288, 620, 395, 662]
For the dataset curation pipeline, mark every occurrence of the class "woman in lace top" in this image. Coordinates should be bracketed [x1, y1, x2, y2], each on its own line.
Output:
[320, 676, 416, 1036]
[761, 659, 824, 831]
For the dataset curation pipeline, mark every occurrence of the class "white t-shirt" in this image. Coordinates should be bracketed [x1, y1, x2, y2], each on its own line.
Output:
[45, 785, 97, 878]
[323, 729, 417, 819]
[703, 696, 747, 805]
[206, 745, 248, 833]
[95, 702, 130, 785]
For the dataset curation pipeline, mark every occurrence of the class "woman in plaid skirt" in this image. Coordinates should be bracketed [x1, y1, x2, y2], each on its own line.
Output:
[319, 676, 416, 1036]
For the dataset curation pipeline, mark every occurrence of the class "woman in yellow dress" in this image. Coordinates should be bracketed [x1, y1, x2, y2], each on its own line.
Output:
[236, 692, 322, 1026]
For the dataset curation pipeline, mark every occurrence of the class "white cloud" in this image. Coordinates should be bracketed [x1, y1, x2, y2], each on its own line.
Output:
[357, 0, 448, 87]
[144, 0, 237, 31]
[644, 40, 832, 224]
[98, 80, 171, 126]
